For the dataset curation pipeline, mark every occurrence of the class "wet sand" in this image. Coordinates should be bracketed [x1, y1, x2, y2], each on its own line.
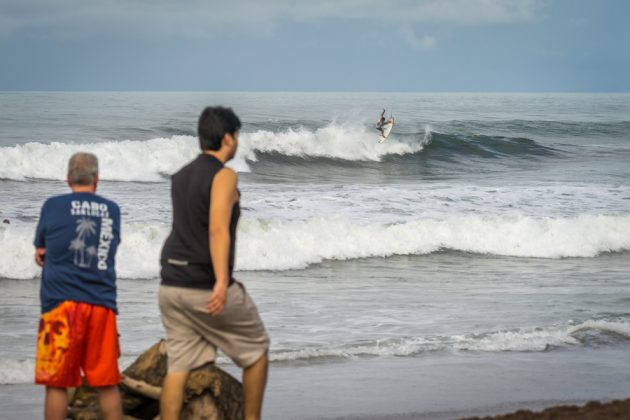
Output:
[2, 346, 629, 419]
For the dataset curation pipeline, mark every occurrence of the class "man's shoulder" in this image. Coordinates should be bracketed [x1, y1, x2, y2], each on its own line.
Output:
[215, 167, 238, 185]
[93, 194, 119, 206]
[93, 194, 120, 213]
[63, 192, 119, 208]
[176, 154, 204, 171]
[42, 193, 73, 208]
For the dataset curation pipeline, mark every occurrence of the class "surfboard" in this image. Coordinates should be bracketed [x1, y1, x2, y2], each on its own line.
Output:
[378, 117, 394, 143]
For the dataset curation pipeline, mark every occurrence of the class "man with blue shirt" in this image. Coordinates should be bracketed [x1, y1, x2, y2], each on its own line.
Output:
[34, 152, 122, 420]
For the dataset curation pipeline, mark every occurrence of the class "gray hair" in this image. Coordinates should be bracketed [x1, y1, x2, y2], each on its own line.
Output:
[67, 152, 99, 185]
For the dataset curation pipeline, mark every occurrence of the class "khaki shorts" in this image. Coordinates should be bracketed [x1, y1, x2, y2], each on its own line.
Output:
[159, 282, 269, 372]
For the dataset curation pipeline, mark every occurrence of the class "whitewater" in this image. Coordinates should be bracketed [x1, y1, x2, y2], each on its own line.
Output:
[2, 214, 630, 279]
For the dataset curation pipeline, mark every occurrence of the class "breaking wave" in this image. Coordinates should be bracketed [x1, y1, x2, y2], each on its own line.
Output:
[2, 214, 629, 279]
[0, 122, 559, 182]
[0, 124, 430, 181]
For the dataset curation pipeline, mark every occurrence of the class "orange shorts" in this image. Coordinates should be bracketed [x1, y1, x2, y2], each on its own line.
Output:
[35, 301, 120, 388]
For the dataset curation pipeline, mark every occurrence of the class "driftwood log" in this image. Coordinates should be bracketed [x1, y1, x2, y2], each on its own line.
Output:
[68, 340, 244, 420]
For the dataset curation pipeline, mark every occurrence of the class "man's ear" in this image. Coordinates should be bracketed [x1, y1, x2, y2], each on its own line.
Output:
[223, 133, 234, 147]
[67, 177, 73, 188]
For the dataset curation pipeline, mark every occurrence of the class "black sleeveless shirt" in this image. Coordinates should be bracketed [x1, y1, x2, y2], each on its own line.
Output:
[160, 154, 240, 289]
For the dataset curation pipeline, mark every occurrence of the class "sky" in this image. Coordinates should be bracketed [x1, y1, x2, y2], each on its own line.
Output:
[0, 0, 628, 91]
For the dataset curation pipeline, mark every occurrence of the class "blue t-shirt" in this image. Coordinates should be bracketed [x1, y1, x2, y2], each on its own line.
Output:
[34, 192, 121, 313]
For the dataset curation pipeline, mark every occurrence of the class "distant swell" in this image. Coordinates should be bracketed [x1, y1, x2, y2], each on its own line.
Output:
[421, 132, 558, 160]
[2, 214, 629, 279]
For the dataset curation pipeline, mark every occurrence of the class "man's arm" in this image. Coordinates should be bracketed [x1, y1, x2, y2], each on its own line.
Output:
[206, 168, 238, 315]
[34, 201, 47, 267]
[35, 247, 46, 267]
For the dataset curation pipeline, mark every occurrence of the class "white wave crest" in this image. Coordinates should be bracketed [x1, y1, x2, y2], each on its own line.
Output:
[238, 123, 430, 162]
[0, 124, 430, 182]
[0, 136, 200, 182]
[452, 329, 579, 352]
[1, 214, 629, 280]
[236, 214, 630, 270]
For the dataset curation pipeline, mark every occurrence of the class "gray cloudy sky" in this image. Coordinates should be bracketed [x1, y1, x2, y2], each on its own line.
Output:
[1, 0, 628, 91]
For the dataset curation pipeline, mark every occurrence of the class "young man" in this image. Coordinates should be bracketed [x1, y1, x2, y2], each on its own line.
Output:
[34, 152, 122, 420]
[159, 106, 269, 420]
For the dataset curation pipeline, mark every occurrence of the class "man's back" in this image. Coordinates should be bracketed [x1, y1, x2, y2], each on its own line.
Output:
[35, 192, 121, 313]
[160, 153, 240, 290]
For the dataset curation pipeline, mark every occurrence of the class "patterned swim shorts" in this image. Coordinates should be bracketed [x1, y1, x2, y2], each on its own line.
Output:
[35, 301, 120, 388]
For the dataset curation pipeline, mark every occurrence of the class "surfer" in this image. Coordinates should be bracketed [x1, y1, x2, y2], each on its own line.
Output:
[376, 109, 386, 135]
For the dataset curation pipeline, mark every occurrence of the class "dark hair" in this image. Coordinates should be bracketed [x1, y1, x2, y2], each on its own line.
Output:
[197, 106, 241, 151]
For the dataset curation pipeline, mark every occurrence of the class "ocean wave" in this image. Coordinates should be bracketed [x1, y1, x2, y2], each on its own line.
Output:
[270, 319, 630, 362]
[0, 124, 431, 182]
[0, 121, 562, 182]
[443, 119, 630, 139]
[2, 319, 627, 384]
[2, 214, 629, 279]
[421, 132, 558, 160]
[0, 136, 200, 182]
[238, 123, 430, 162]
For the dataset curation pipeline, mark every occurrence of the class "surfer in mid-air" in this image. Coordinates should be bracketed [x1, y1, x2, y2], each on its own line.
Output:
[376, 109, 387, 136]
[376, 109, 394, 142]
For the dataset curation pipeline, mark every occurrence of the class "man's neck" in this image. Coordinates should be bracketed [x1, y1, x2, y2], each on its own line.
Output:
[203, 150, 228, 164]
[71, 185, 96, 193]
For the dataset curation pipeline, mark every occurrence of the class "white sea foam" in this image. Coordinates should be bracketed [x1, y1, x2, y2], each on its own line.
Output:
[2, 214, 629, 279]
[238, 123, 429, 162]
[452, 329, 580, 352]
[0, 359, 35, 384]
[0, 124, 430, 182]
[0, 136, 199, 182]
[0, 356, 138, 385]
[269, 319, 630, 362]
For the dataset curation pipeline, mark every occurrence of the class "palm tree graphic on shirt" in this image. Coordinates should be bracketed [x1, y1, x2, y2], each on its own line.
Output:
[69, 218, 97, 268]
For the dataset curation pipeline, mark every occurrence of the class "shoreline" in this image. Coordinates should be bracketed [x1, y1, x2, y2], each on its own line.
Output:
[4, 348, 629, 419]
[1, 383, 626, 420]
[463, 398, 630, 420]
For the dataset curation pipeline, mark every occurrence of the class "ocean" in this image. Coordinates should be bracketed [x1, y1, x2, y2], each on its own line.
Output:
[0, 92, 629, 419]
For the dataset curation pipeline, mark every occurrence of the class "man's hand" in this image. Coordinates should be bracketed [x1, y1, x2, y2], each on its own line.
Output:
[35, 248, 46, 267]
[205, 283, 228, 315]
